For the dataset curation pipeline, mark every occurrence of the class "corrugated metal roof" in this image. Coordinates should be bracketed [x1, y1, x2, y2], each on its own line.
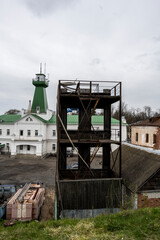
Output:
[0, 114, 21, 123]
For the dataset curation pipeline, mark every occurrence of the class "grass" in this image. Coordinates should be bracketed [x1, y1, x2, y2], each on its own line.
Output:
[0, 207, 160, 240]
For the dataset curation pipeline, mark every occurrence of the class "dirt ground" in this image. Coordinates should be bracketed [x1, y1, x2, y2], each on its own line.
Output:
[0, 154, 56, 219]
[0, 155, 56, 187]
[0, 154, 102, 219]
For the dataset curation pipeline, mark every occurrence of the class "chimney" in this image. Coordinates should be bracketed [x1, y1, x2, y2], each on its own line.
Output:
[27, 100, 31, 114]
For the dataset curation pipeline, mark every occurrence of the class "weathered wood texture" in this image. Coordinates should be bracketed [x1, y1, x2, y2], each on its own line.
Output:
[59, 169, 116, 180]
[59, 179, 122, 209]
[140, 169, 160, 191]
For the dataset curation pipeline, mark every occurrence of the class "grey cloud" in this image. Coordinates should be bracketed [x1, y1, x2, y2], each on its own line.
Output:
[90, 58, 101, 65]
[135, 53, 149, 59]
[153, 36, 160, 42]
[24, 0, 76, 17]
[153, 51, 160, 56]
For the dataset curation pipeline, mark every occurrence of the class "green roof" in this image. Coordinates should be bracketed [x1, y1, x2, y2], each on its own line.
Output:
[47, 115, 56, 124]
[66, 115, 121, 125]
[31, 114, 47, 123]
[0, 114, 123, 125]
[0, 114, 21, 123]
[0, 144, 5, 148]
[46, 114, 122, 125]
[31, 86, 48, 114]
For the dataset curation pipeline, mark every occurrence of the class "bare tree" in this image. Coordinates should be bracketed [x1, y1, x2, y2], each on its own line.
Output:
[5, 109, 21, 115]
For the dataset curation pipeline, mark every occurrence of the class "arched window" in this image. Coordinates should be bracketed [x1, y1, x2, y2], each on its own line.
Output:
[136, 133, 138, 142]
[153, 134, 156, 144]
[146, 134, 149, 143]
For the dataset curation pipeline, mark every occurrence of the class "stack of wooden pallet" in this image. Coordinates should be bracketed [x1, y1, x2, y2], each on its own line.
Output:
[6, 183, 45, 221]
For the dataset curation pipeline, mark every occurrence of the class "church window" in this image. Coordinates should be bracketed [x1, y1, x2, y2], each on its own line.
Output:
[20, 130, 23, 136]
[36, 106, 40, 113]
[136, 133, 138, 142]
[7, 129, 10, 135]
[52, 144, 56, 151]
[35, 130, 38, 136]
[153, 134, 156, 144]
[27, 130, 31, 136]
[20, 145, 23, 150]
[26, 117, 33, 121]
[53, 130, 56, 136]
[27, 145, 30, 151]
[146, 134, 149, 143]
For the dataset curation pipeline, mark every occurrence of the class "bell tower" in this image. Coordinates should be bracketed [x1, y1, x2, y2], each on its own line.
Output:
[31, 65, 49, 114]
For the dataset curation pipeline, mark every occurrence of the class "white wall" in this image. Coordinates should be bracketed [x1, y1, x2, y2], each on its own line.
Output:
[0, 115, 127, 156]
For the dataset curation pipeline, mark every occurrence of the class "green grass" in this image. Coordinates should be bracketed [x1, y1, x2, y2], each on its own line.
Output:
[0, 208, 160, 240]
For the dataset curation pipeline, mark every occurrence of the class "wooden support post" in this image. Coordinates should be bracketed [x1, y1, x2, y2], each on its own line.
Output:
[78, 102, 91, 169]
[59, 145, 66, 170]
[103, 104, 111, 169]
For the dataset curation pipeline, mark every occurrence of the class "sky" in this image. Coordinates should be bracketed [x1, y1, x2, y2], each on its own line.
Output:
[1, 0, 160, 115]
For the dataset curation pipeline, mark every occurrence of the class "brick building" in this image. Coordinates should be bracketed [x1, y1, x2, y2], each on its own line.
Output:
[131, 116, 160, 149]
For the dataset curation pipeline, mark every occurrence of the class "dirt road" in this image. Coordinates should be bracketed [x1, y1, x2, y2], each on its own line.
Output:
[0, 155, 56, 187]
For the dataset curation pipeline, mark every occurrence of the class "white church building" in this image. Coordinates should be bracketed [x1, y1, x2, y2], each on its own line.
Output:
[0, 71, 127, 157]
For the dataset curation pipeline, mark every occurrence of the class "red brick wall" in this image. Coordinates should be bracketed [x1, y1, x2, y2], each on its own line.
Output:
[138, 193, 160, 208]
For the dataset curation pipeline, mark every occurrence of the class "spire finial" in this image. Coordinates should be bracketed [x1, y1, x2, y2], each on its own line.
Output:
[40, 63, 42, 74]
[44, 63, 46, 75]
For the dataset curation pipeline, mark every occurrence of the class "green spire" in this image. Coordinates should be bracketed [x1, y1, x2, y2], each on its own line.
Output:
[31, 73, 49, 113]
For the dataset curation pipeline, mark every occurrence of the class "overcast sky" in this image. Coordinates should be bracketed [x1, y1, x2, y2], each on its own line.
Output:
[1, 0, 160, 115]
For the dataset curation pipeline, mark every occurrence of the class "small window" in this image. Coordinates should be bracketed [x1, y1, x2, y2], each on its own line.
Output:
[53, 130, 56, 136]
[26, 117, 33, 121]
[27, 130, 31, 136]
[52, 144, 56, 151]
[20, 145, 23, 150]
[153, 134, 156, 144]
[136, 133, 138, 142]
[35, 130, 38, 136]
[20, 130, 23, 136]
[27, 145, 30, 151]
[146, 134, 149, 143]
[0, 129, 2, 135]
[6, 143, 9, 149]
[36, 106, 40, 113]
[7, 129, 10, 135]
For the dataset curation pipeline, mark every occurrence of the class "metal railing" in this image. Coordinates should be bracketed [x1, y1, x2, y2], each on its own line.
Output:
[59, 80, 121, 97]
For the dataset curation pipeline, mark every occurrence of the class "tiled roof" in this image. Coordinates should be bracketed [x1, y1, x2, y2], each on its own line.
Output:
[0, 114, 21, 123]
[132, 116, 160, 127]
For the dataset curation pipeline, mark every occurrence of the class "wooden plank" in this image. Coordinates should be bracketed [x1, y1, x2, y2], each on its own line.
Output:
[59, 179, 122, 210]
